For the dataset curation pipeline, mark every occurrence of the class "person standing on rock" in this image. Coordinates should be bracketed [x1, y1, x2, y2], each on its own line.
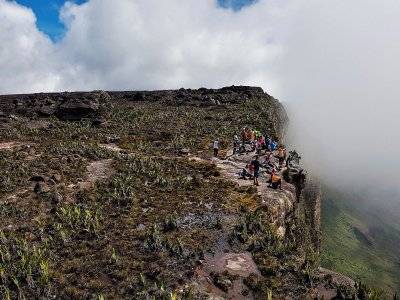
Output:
[213, 139, 219, 157]
[249, 129, 255, 143]
[251, 156, 261, 186]
[233, 135, 239, 154]
[241, 128, 247, 145]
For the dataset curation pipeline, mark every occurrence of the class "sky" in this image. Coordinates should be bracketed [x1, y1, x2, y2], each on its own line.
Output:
[1, 0, 400, 203]
[14, 0, 87, 41]
[13, 0, 256, 41]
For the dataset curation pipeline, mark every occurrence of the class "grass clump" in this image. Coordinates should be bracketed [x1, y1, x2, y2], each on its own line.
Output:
[0, 230, 52, 299]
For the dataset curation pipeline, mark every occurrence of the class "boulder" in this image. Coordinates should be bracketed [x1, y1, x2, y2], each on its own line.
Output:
[56, 91, 111, 121]
[38, 105, 57, 116]
[244, 144, 253, 152]
[57, 98, 100, 121]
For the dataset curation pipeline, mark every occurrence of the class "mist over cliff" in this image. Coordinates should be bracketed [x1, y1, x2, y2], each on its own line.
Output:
[277, 1, 400, 213]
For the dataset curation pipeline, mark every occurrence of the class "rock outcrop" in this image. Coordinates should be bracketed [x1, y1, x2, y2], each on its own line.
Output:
[0, 90, 111, 121]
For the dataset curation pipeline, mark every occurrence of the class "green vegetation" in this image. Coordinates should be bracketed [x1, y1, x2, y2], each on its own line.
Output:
[0, 93, 287, 299]
[321, 185, 400, 294]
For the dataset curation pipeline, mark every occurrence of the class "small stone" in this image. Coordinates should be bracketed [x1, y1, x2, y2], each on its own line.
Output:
[51, 192, 63, 204]
[3, 225, 13, 232]
[30, 175, 45, 182]
[34, 182, 50, 194]
[179, 148, 190, 155]
[48, 179, 57, 186]
[52, 174, 62, 182]
[24, 232, 36, 241]
[276, 226, 286, 237]
[136, 224, 146, 231]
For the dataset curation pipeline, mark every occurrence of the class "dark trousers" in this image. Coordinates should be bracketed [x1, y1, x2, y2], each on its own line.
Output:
[214, 148, 218, 157]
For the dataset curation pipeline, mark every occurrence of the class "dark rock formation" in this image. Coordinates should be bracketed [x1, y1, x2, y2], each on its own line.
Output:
[0, 90, 111, 121]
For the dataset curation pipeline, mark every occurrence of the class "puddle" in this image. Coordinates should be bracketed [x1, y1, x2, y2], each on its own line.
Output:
[177, 213, 213, 229]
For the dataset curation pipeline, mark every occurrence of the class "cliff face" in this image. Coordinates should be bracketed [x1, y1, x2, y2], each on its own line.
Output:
[0, 86, 340, 299]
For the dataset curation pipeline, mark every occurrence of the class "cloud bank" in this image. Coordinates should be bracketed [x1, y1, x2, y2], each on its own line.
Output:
[1, 0, 400, 200]
[280, 0, 400, 194]
[1, 0, 290, 93]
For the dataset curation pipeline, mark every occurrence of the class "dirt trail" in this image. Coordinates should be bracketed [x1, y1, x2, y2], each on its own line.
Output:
[0, 141, 33, 150]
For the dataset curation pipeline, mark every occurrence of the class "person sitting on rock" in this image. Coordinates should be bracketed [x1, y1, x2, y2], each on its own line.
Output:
[248, 162, 254, 177]
[239, 164, 252, 179]
[268, 168, 286, 189]
[266, 152, 276, 168]
[270, 141, 277, 151]
[251, 140, 258, 152]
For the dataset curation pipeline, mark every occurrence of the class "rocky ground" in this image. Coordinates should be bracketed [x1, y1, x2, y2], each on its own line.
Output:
[0, 87, 373, 299]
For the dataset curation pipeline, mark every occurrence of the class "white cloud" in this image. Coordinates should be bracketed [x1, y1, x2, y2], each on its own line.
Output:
[0, 0, 291, 93]
[0, 0, 61, 94]
[55, 0, 286, 92]
[279, 0, 400, 193]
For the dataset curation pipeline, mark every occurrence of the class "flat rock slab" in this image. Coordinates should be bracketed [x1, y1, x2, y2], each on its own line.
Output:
[99, 143, 123, 152]
[213, 152, 296, 228]
[78, 159, 115, 189]
[196, 252, 259, 299]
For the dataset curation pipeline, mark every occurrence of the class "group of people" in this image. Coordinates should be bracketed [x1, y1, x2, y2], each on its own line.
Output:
[213, 128, 301, 190]
[239, 150, 287, 189]
[233, 128, 279, 155]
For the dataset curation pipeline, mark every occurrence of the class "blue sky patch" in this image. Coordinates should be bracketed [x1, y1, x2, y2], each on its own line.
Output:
[14, 0, 87, 41]
[218, 0, 257, 11]
[13, 0, 255, 42]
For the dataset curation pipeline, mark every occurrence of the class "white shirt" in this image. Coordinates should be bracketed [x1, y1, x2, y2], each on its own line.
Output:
[213, 141, 219, 149]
